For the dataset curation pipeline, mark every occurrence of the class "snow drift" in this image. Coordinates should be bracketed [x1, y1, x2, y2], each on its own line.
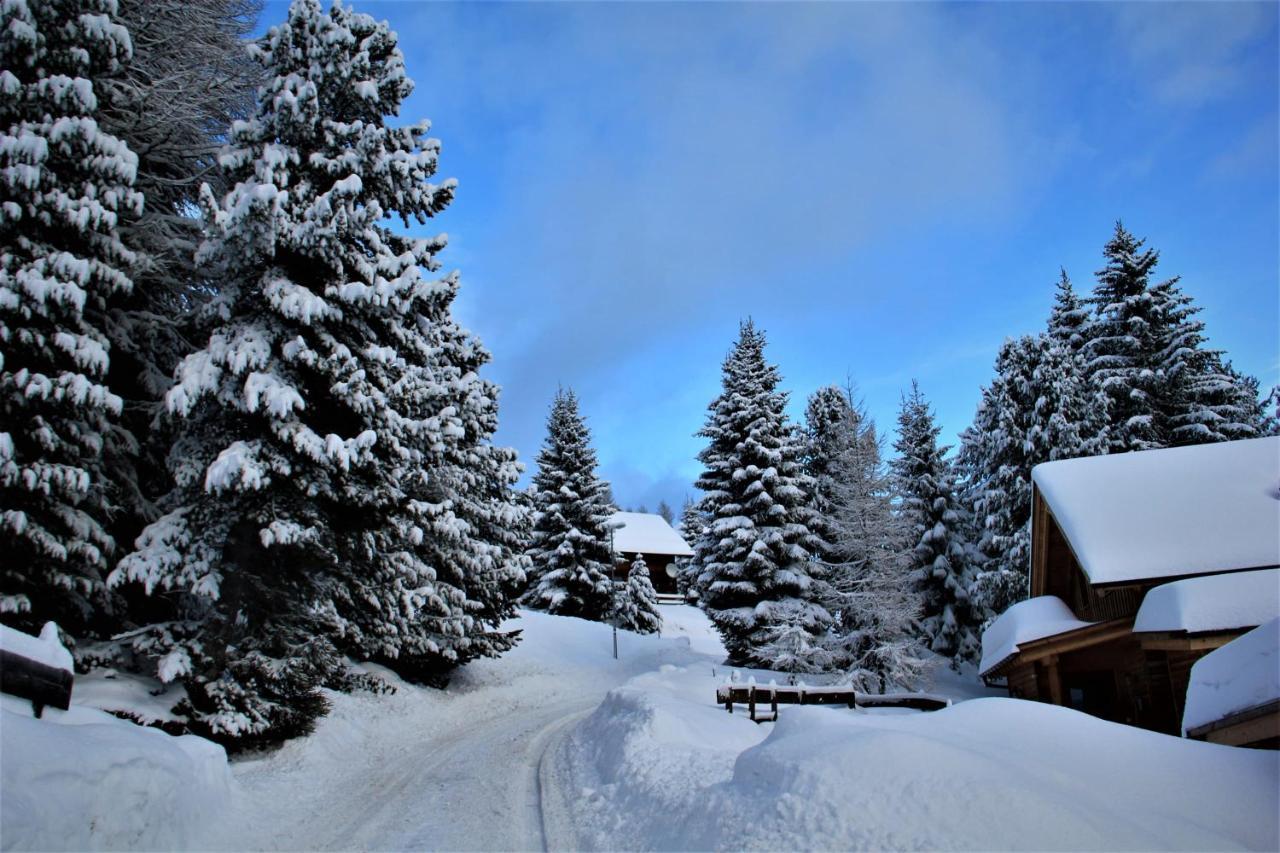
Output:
[565, 670, 1280, 851]
[1, 698, 232, 851]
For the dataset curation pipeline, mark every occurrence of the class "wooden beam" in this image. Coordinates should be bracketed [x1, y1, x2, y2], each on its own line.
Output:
[1137, 632, 1242, 652]
[1014, 618, 1135, 665]
[1043, 655, 1064, 706]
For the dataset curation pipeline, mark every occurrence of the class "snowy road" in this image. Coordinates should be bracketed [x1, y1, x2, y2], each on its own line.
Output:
[201, 610, 716, 852]
[325, 700, 593, 852]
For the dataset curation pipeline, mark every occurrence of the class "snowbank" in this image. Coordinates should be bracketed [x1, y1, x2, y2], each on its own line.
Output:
[1, 698, 232, 851]
[1183, 618, 1280, 736]
[979, 595, 1095, 676]
[608, 511, 693, 557]
[565, 675, 1279, 851]
[1134, 568, 1280, 634]
[0, 621, 73, 672]
[1031, 437, 1280, 585]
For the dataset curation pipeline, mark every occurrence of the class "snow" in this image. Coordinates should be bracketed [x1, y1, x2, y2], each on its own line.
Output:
[4, 605, 1274, 851]
[1031, 437, 1280, 585]
[563, 680, 1278, 851]
[0, 621, 73, 672]
[608, 511, 693, 557]
[0, 697, 232, 851]
[1134, 568, 1280, 634]
[979, 595, 1095, 676]
[1182, 618, 1280, 736]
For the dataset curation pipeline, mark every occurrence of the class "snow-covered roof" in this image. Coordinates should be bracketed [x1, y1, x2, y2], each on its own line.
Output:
[1134, 568, 1280, 634]
[1032, 437, 1280, 586]
[979, 596, 1096, 676]
[1182, 618, 1280, 736]
[608, 512, 694, 558]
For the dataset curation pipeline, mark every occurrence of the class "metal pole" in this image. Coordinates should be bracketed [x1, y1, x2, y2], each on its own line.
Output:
[611, 527, 618, 660]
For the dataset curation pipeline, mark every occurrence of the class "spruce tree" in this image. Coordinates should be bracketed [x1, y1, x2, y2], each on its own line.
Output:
[111, 0, 524, 742]
[675, 496, 702, 600]
[957, 337, 1040, 619]
[692, 320, 831, 667]
[1081, 223, 1167, 452]
[1046, 269, 1089, 354]
[802, 384, 853, 565]
[0, 0, 141, 634]
[522, 389, 616, 620]
[615, 555, 661, 635]
[892, 382, 981, 665]
[1081, 222, 1268, 450]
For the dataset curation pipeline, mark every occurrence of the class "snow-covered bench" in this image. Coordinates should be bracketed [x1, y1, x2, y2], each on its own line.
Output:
[0, 622, 74, 718]
[716, 683, 951, 722]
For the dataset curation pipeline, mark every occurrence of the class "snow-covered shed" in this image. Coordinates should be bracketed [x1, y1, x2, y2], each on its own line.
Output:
[983, 437, 1280, 737]
[607, 512, 694, 596]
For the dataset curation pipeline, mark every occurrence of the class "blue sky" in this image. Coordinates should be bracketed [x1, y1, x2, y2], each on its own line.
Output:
[278, 1, 1278, 512]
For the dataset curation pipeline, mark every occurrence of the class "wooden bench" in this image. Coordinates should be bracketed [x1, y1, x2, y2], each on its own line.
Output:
[715, 684, 950, 723]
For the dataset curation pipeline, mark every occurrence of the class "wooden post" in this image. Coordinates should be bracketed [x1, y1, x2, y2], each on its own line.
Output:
[1044, 654, 1064, 706]
[748, 685, 756, 721]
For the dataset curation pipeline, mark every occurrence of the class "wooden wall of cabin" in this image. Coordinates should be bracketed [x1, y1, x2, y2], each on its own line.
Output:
[999, 635, 1184, 734]
[617, 554, 680, 595]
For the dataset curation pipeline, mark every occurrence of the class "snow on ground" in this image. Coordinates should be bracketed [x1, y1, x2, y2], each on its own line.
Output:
[0, 696, 232, 851]
[4, 604, 1275, 851]
[197, 607, 711, 851]
[1183, 618, 1280, 735]
[560, 673, 1279, 851]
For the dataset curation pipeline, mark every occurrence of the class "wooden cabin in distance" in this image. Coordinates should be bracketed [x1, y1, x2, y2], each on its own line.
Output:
[980, 437, 1280, 743]
[607, 511, 694, 597]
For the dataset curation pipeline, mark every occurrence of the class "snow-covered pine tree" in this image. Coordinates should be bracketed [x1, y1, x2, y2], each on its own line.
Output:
[815, 385, 926, 692]
[1081, 222, 1269, 450]
[957, 337, 1040, 620]
[802, 384, 854, 565]
[655, 499, 674, 525]
[522, 388, 616, 620]
[615, 555, 661, 635]
[1, 0, 142, 634]
[674, 495, 702, 600]
[1046, 268, 1089, 355]
[1081, 223, 1167, 452]
[692, 320, 831, 668]
[892, 382, 981, 665]
[110, 0, 525, 742]
[93, 0, 261, 549]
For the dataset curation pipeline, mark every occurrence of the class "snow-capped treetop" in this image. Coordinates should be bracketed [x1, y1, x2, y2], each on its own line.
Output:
[1032, 437, 1280, 586]
[1133, 568, 1280, 635]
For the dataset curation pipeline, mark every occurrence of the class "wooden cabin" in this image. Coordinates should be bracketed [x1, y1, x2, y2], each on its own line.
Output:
[608, 511, 694, 597]
[980, 437, 1280, 740]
